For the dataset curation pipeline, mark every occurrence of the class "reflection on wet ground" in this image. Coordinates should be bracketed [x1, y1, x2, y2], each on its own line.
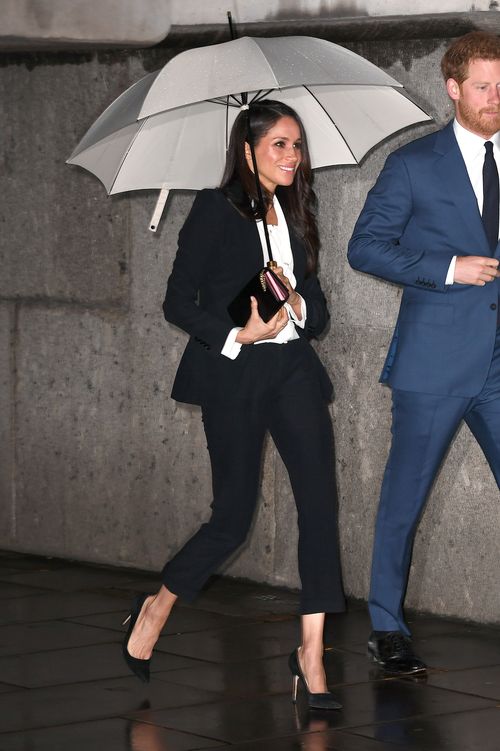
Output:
[0, 550, 500, 750]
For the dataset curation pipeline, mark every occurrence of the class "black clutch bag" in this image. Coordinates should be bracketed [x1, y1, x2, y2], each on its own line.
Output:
[228, 266, 289, 327]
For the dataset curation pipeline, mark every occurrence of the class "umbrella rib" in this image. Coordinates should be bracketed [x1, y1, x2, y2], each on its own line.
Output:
[251, 39, 281, 89]
[207, 96, 242, 108]
[251, 89, 274, 103]
[303, 85, 358, 163]
[108, 116, 151, 195]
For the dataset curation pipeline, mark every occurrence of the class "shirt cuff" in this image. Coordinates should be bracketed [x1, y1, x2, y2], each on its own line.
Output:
[285, 295, 307, 328]
[445, 256, 457, 285]
[221, 327, 243, 360]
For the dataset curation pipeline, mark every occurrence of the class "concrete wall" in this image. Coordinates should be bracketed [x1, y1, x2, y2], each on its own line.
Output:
[0, 0, 172, 48]
[2, 1, 499, 50]
[1, 18, 499, 624]
[170, 0, 496, 25]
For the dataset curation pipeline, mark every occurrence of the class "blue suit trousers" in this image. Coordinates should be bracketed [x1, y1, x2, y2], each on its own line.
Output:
[369, 328, 500, 634]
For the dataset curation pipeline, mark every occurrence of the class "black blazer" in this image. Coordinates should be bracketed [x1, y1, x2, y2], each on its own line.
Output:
[163, 185, 331, 405]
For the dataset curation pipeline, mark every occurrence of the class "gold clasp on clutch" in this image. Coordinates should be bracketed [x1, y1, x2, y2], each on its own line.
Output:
[259, 270, 267, 291]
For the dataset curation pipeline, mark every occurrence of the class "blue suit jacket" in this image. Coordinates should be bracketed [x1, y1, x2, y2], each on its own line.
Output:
[348, 121, 500, 398]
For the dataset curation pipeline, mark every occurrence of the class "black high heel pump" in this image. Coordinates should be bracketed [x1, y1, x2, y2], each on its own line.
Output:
[122, 593, 151, 683]
[288, 648, 342, 710]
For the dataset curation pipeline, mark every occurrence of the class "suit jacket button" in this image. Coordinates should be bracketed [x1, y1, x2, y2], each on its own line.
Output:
[491, 303, 497, 311]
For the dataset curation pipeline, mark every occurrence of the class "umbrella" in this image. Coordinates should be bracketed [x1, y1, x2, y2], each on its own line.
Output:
[67, 35, 431, 231]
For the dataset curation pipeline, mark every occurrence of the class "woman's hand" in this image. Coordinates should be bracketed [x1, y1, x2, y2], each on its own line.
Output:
[273, 266, 302, 318]
[236, 297, 289, 344]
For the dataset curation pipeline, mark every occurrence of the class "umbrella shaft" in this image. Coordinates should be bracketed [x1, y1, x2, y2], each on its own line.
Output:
[247, 117, 274, 264]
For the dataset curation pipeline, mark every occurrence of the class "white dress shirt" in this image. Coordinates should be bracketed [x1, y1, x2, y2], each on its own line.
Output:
[445, 119, 500, 284]
[221, 196, 307, 360]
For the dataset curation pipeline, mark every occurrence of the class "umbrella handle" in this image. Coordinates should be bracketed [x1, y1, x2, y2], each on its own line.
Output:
[149, 186, 170, 232]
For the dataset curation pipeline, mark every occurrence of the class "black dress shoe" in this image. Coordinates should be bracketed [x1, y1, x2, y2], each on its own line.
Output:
[368, 631, 427, 674]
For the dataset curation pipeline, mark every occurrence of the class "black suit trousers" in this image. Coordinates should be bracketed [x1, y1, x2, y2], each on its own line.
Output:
[161, 338, 345, 614]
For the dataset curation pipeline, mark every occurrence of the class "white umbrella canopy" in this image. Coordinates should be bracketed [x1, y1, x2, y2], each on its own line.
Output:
[67, 35, 431, 229]
[68, 70, 160, 193]
[137, 35, 404, 117]
[69, 84, 429, 194]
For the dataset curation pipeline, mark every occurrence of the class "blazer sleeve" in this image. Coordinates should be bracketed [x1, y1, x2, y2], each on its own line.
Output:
[347, 151, 454, 291]
[163, 190, 233, 353]
[296, 272, 330, 339]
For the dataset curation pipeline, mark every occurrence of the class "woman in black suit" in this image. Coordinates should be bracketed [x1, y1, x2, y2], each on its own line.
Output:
[122, 100, 344, 709]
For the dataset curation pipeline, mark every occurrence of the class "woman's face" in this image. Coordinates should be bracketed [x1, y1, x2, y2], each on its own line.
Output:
[245, 115, 302, 194]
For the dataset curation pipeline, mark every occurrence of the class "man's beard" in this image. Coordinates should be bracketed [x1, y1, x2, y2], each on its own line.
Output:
[458, 99, 500, 138]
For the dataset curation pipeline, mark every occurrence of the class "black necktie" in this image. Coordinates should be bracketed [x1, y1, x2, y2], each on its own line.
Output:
[482, 141, 499, 253]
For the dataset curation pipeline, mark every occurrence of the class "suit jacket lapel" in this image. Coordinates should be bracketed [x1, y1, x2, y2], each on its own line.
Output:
[434, 122, 492, 256]
[275, 191, 307, 282]
[289, 227, 307, 282]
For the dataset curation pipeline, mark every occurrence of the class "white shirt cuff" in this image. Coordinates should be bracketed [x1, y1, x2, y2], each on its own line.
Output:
[445, 256, 457, 285]
[285, 295, 307, 328]
[221, 327, 243, 360]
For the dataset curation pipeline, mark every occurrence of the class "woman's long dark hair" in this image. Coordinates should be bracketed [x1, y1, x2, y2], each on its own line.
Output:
[220, 100, 319, 275]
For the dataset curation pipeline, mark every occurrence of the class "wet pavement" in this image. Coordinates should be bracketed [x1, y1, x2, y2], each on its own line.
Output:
[0, 550, 499, 750]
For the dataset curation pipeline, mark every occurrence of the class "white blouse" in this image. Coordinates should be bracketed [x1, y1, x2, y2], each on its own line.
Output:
[221, 195, 307, 360]
[445, 119, 500, 284]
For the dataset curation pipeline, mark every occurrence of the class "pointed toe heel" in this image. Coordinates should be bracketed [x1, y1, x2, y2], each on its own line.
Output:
[122, 593, 151, 683]
[288, 648, 342, 711]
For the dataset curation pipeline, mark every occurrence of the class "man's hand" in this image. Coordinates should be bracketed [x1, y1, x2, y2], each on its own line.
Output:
[454, 256, 500, 286]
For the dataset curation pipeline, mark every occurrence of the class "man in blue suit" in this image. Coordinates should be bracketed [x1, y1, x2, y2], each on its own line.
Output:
[348, 31, 500, 673]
